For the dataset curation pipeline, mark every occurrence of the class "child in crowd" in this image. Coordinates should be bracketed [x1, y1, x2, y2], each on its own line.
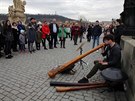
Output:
[19, 30, 25, 52]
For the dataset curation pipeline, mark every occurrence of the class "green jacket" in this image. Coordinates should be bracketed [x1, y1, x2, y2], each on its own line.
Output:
[58, 27, 67, 38]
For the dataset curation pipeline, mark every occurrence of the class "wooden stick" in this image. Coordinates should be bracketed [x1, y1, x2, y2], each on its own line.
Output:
[56, 84, 108, 92]
[50, 81, 106, 86]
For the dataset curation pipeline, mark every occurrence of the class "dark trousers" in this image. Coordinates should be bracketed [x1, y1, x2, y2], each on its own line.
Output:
[60, 37, 66, 48]
[66, 33, 71, 38]
[12, 40, 18, 51]
[28, 42, 34, 52]
[36, 42, 40, 50]
[73, 35, 78, 45]
[51, 33, 57, 48]
[87, 35, 91, 42]
[79, 34, 83, 43]
[86, 61, 108, 79]
[20, 44, 25, 51]
[71, 34, 73, 40]
[42, 37, 51, 49]
[4, 41, 12, 55]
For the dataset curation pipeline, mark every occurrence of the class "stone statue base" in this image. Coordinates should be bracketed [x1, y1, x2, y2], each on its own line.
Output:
[8, 0, 26, 24]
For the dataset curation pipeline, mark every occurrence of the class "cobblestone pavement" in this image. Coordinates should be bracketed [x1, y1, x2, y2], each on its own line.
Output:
[0, 38, 127, 101]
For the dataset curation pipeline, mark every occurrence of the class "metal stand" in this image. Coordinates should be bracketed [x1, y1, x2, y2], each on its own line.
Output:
[79, 47, 88, 69]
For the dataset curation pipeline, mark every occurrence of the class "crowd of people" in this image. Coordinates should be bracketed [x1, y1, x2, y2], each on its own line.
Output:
[0, 18, 125, 59]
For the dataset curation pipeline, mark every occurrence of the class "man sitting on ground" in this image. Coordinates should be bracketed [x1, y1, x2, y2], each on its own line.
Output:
[78, 34, 121, 83]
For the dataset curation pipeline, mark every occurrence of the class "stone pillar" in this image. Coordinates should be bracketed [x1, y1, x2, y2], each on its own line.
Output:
[121, 36, 135, 101]
[120, 0, 135, 36]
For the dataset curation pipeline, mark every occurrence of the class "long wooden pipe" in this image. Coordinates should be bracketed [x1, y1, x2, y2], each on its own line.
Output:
[56, 83, 108, 92]
[50, 81, 106, 86]
[48, 43, 106, 78]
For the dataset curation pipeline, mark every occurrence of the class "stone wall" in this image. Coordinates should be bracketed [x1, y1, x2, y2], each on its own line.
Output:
[121, 36, 135, 101]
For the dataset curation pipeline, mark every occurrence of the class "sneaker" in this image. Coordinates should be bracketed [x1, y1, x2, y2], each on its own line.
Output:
[44, 48, 48, 50]
[9, 55, 13, 58]
[78, 77, 89, 83]
[96, 50, 99, 52]
[69, 70, 76, 75]
[5, 55, 12, 59]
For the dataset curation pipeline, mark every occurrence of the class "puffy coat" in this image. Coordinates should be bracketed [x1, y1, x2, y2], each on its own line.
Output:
[42, 24, 50, 39]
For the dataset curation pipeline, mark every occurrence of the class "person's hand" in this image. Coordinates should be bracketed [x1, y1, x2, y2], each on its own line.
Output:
[100, 62, 108, 65]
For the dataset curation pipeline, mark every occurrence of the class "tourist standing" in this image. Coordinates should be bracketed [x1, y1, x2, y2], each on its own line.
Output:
[3, 20, 14, 59]
[72, 23, 80, 45]
[19, 30, 25, 52]
[42, 21, 51, 49]
[87, 25, 93, 42]
[27, 23, 36, 53]
[36, 24, 42, 50]
[92, 21, 102, 48]
[49, 19, 59, 48]
[0, 23, 2, 57]
[12, 22, 18, 52]
[114, 19, 125, 45]
[65, 24, 71, 38]
[58, 24, 67, 48]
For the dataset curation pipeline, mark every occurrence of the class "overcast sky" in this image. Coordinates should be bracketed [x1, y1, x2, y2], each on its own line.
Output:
[0, 0, 124, 21]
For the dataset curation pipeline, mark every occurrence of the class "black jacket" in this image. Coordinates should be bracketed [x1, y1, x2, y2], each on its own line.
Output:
[3, 25, 14, 42]
[102, 43, 121, 68]
[114, 25, 125, 44]
[93, 25, 102, 36]
[49, 23, 59, 34]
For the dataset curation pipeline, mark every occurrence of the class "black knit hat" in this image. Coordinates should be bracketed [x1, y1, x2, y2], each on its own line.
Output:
[103, 34, 115, 42]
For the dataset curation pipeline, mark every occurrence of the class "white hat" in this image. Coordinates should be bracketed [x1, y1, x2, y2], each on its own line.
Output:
[37, 21, 42, 25]
[20, 30, 25, 34]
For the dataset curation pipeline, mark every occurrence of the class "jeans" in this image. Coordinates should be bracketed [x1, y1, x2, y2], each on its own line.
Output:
[28, 42, 34, 52]
[92, 36, 100, 48]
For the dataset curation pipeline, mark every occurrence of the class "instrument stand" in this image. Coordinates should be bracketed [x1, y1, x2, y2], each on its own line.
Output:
[79, 47, 88, 69]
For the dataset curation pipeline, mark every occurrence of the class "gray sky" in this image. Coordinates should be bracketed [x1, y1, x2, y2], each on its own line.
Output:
[0, 0, 124, 21]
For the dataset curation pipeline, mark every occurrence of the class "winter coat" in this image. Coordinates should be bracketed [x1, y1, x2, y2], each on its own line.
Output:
[12, 27, 18, 41]
[92, 25, 102, 36]
[71, 26, 80, 36]
[49, 23, 59, 34]
[36, 31, 42, 43]
[42, 24, 50, 39]
[114, 25, 125, 44]
[3, 25, 14, 42]
[87, 26, 93, 36]
[27, 27, 36, 43]
[19, 34, 25, 45]
[58, 27, 67, 38]
[17, 24, 25, 33]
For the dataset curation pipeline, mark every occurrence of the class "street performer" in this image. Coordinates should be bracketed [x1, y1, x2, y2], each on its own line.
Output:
[78, 34, 121, 83]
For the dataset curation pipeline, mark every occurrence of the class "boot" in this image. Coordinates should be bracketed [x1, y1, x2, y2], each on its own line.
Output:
[78, 77, 89, 83]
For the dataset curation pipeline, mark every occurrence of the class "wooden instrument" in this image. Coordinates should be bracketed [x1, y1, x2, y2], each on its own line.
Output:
[56, 83, 108, 92]
[50, 81, 106, 86]
[48, 43, 106, 78]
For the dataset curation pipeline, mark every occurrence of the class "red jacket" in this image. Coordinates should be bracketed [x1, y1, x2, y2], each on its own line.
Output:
[71, 26, 80, 36]
[42, 24, 50, 39]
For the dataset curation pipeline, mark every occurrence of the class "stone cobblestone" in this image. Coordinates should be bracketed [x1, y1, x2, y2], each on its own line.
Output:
[0, 38, 127, 101]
